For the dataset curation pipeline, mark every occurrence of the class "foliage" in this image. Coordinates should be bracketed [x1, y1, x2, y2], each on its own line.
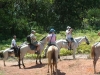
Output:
[0, 0, 100, 41]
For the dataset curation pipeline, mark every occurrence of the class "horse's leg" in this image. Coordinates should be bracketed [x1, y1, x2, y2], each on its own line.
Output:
[55, 63, 58, 75]
[53, 63, 54, 73]
[22, 58, 25, 68]
[48, 64, 49, 73]
[39, 55, 42, 64]
[3, 59, 6, 66]
[36, 54, 39, 64]
[72, 48, 76, 59]
[58, 49, 61, 61]
[3, 57, 7, 66]
[93, 56, 99, 74]
[50, 64, 52, 75]
[3, 52, 9, 66]
[18, 58, 21, 69]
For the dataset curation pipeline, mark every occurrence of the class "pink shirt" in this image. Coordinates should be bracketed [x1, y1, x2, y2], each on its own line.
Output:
[47, 34, 56, 42]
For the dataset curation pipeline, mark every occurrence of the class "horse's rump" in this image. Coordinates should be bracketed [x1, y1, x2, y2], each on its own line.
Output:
[91, 42, 100, 58]
[47, 46, 58, 64]
[0, 51, 4, 58]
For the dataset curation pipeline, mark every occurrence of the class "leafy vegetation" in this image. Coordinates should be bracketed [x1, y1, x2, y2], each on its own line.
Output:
[0, 0, 100, 41]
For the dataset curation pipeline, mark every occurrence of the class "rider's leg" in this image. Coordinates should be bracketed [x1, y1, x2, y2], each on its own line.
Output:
[68, 42, 71, 50]
[43, 45, 49, 58]
[36, 44, 40, 52]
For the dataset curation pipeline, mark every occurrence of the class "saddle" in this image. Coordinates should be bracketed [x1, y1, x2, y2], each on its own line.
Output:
[10, 47, 19, 57]
[66, 38, 74, 50]
[28, 43, 37, 50]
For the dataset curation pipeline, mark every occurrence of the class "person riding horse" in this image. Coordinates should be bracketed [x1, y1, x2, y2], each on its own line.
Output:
[43, 28, 57, 58]
[30, 30, 40, 54]
[66, 26, 74, 50]
[10, 35, 19, 57]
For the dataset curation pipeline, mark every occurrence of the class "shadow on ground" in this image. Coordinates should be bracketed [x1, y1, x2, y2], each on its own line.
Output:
[47, 69, 66, 75]
[24, 63, 47, 69]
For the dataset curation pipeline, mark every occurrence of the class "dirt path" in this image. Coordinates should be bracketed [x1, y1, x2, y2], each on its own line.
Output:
[0, 54, 100, 75]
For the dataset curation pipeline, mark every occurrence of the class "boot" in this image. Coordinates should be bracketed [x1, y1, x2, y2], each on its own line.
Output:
[43, 55, 46, 58]
[35, 51, 40, 54]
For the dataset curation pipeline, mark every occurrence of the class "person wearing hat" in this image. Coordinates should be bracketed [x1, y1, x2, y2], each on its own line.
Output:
[66, 26, 73, 50]
[43, 28, 57, 58]
[30, 30, 40, 53]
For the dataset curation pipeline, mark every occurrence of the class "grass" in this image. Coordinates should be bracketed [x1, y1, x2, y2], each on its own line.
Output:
[0, 29, 100, 58]
[0, 71, 4, 75]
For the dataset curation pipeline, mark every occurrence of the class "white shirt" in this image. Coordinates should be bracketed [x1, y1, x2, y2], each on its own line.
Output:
[11, 39, 17, 47]
[30, 33, 36, 43]
[66, 29, 72, 39]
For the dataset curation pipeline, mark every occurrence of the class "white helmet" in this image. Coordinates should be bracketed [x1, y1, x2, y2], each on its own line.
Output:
[67, 26, 71, 29]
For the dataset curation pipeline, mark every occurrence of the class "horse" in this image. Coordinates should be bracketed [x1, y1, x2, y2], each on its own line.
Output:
[56, 36, 90, 59]
[0, 42, 28, 66]
[91, 42, 100, 74]
[47, 45, 58, 75]
[18, 36, 47, 68]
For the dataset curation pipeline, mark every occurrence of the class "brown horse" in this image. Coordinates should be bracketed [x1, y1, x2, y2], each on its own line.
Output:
[47, 45, 58, 75]
[91, 42, 100, 73]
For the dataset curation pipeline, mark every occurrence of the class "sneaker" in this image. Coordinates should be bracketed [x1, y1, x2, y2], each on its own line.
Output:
[35, 51, 40, 54]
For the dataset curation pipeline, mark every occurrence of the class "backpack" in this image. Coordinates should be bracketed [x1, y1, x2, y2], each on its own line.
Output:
[27, 35, 31, 43]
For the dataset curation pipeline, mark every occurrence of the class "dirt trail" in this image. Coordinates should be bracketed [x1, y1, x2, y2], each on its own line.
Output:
[0, 54, 99, 75]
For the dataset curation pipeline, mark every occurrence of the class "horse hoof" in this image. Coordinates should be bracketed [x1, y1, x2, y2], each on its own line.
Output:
[36, 62, 38, 64]
[40, 62, 42, 64]
[19, 67, 21, 69]
[4, 65, 6, 67]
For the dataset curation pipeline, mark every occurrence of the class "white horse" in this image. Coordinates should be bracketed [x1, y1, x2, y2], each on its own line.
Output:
[91, 42, 100, 73]
[47, 45, 58, 75]
[18, 36, 47, 68]
[56, 36, 90, 59]
[0, 42, 28, 66]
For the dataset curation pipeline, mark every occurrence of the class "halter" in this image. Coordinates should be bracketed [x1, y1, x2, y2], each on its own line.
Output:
[84, 36, 90, 45]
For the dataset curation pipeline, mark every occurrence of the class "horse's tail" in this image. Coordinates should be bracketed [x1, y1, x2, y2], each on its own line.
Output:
[52, 46, 56, 65]
[91, 45, 95, 58]
[0, 51, 4, 58]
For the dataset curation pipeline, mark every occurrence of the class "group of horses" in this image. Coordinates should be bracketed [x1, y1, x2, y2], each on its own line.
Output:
[0, 36, 100, 74]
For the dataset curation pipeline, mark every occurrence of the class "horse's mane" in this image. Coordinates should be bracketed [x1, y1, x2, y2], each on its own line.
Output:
[40, 36, 46, 41]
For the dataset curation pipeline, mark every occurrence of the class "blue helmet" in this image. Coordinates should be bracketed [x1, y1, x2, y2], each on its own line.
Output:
[50, 28, 55, 33]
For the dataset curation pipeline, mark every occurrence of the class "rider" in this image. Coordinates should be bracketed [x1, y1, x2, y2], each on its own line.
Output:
[43, 28, 57, 58]
[30, 30, 40, 54]
[11, 35, 18, 56]
[66, 26, 73, 50]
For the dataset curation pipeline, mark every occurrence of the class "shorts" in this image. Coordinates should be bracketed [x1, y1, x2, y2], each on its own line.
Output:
[32, 41, 38, 46]
[66, 37, 74, 42]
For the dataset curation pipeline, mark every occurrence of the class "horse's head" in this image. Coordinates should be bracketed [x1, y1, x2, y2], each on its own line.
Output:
[84, 36, 90, 45]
